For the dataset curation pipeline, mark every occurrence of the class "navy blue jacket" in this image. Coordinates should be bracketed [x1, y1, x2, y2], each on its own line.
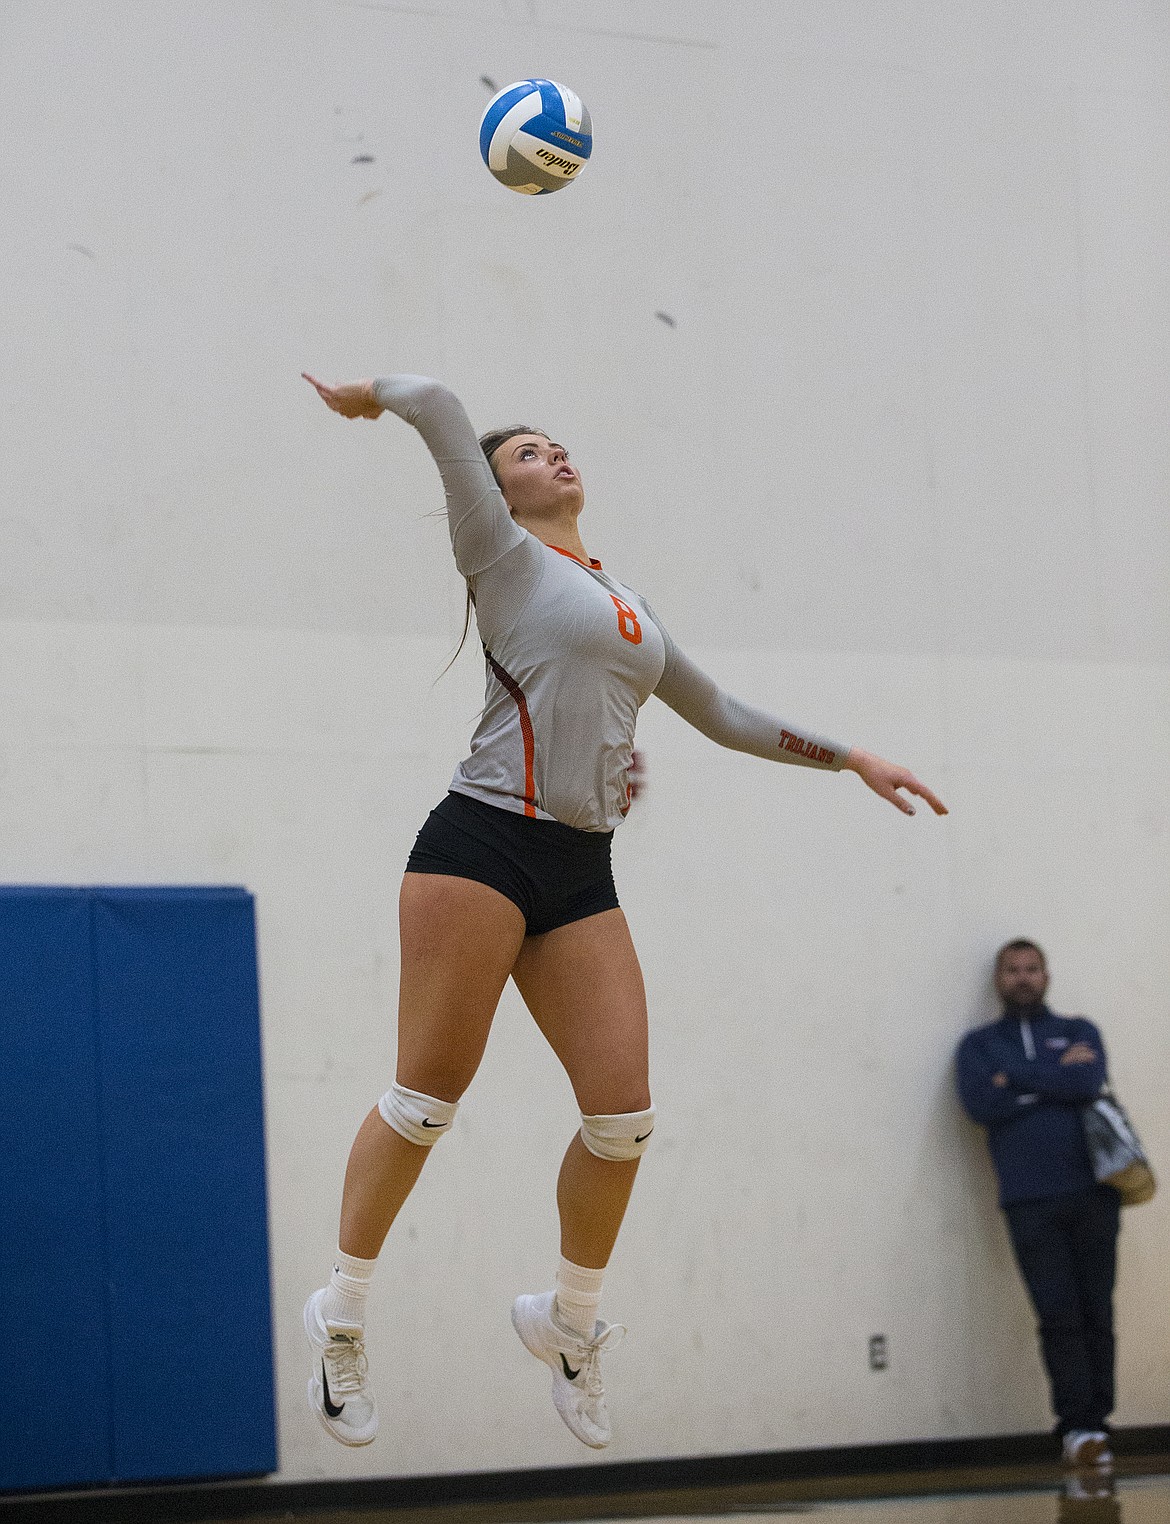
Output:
[955, 1006, 1107, 1206]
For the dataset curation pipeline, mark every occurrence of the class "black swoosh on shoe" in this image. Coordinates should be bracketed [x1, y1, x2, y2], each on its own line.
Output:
[559, 1352, 581, 1381]
[322, 1362, 346, 1419]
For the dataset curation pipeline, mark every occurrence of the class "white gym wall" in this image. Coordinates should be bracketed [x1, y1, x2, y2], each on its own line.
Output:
[2, 0, 1167, 1482]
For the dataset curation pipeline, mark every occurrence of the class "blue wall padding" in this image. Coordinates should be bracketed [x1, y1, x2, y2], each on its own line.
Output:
[0, 887, 276, 1491]
[0, 890, 113, 1490]
[93, 888, 276, 1482]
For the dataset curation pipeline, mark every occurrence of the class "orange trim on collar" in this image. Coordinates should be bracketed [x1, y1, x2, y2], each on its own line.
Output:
[549, 543, 603, 570]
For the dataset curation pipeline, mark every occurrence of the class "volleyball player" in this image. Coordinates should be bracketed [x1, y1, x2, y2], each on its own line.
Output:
[299, 371, 947, 1449]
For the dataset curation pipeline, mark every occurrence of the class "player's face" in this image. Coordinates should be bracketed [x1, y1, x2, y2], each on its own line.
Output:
[995, 947, 1049, 1007]
[493, 433, 584, 519]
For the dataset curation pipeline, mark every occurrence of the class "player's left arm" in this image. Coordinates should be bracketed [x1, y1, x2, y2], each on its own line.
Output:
[649, 623, 946, 817]
[842, 747, 948, 818]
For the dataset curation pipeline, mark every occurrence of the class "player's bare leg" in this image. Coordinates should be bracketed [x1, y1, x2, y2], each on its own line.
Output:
[509, 908, 650, 1447]
[306, 874, 525, 1446]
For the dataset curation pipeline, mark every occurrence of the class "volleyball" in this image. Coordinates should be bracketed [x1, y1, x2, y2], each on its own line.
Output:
[478, 78, 592, 195]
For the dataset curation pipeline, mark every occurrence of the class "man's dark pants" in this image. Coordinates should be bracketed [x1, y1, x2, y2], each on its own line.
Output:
[1004, 1183, 1121, 1433]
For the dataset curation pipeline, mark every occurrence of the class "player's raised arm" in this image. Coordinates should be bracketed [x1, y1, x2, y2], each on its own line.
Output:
[302, 371, 530, 580]
[301, 374, 383, 418]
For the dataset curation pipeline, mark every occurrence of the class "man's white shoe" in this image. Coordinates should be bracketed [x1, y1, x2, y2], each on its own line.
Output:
[511, 1290, 624, 1449]
[304, 1288, 379, 1446]
[1062, 1429, 1113, 1469]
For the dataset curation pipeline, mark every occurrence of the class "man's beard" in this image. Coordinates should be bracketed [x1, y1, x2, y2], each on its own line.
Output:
[1002, 992, 1045, 1011]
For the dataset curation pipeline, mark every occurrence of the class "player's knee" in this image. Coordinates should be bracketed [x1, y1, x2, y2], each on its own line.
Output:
[579, 1104, 656, 1161]
[378, 1082, 458, 1146]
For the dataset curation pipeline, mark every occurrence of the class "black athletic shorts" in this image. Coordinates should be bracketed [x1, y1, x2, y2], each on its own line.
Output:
[405, 791, 619, 936]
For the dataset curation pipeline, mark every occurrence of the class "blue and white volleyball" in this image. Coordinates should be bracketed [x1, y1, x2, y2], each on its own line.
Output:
[478, 79, 592, 195]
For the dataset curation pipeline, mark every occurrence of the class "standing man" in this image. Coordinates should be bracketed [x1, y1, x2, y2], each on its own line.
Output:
[955, 939, 1121, 1470]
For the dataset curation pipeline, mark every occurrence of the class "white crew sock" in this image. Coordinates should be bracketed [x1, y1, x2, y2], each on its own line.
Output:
[554, 1256, 605, 1341]
[320, 1247, 377, 1329]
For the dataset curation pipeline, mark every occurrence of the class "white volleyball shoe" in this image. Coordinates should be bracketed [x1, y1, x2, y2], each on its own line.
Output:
[304, 1287, 379, 1446]
[511, 1289, 624, 1449]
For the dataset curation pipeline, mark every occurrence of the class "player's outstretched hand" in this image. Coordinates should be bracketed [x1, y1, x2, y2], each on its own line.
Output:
[302, 373, 383, 419]
[843, 748, 948, 818]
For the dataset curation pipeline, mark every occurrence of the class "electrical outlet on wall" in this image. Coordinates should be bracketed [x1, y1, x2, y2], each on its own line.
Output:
[868, 1334, 888, 1370]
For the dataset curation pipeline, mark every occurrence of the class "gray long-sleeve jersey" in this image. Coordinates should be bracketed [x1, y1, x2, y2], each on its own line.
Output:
[373, 375, 849, 832]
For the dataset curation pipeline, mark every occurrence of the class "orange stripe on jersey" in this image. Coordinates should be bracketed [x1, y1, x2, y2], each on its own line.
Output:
[485, 652, 538, 818]
[549, 544, 603, 570]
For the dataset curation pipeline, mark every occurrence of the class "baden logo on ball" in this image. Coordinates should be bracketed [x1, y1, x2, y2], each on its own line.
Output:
[479, 78, 592, 195]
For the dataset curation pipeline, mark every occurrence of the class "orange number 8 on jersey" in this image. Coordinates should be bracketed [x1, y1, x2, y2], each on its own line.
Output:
[610, 595, 643, 645]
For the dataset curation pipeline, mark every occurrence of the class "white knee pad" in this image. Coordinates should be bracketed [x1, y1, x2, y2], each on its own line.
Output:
[378, 1083, 458, 1146]
[579, 1105, 656, 1162]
